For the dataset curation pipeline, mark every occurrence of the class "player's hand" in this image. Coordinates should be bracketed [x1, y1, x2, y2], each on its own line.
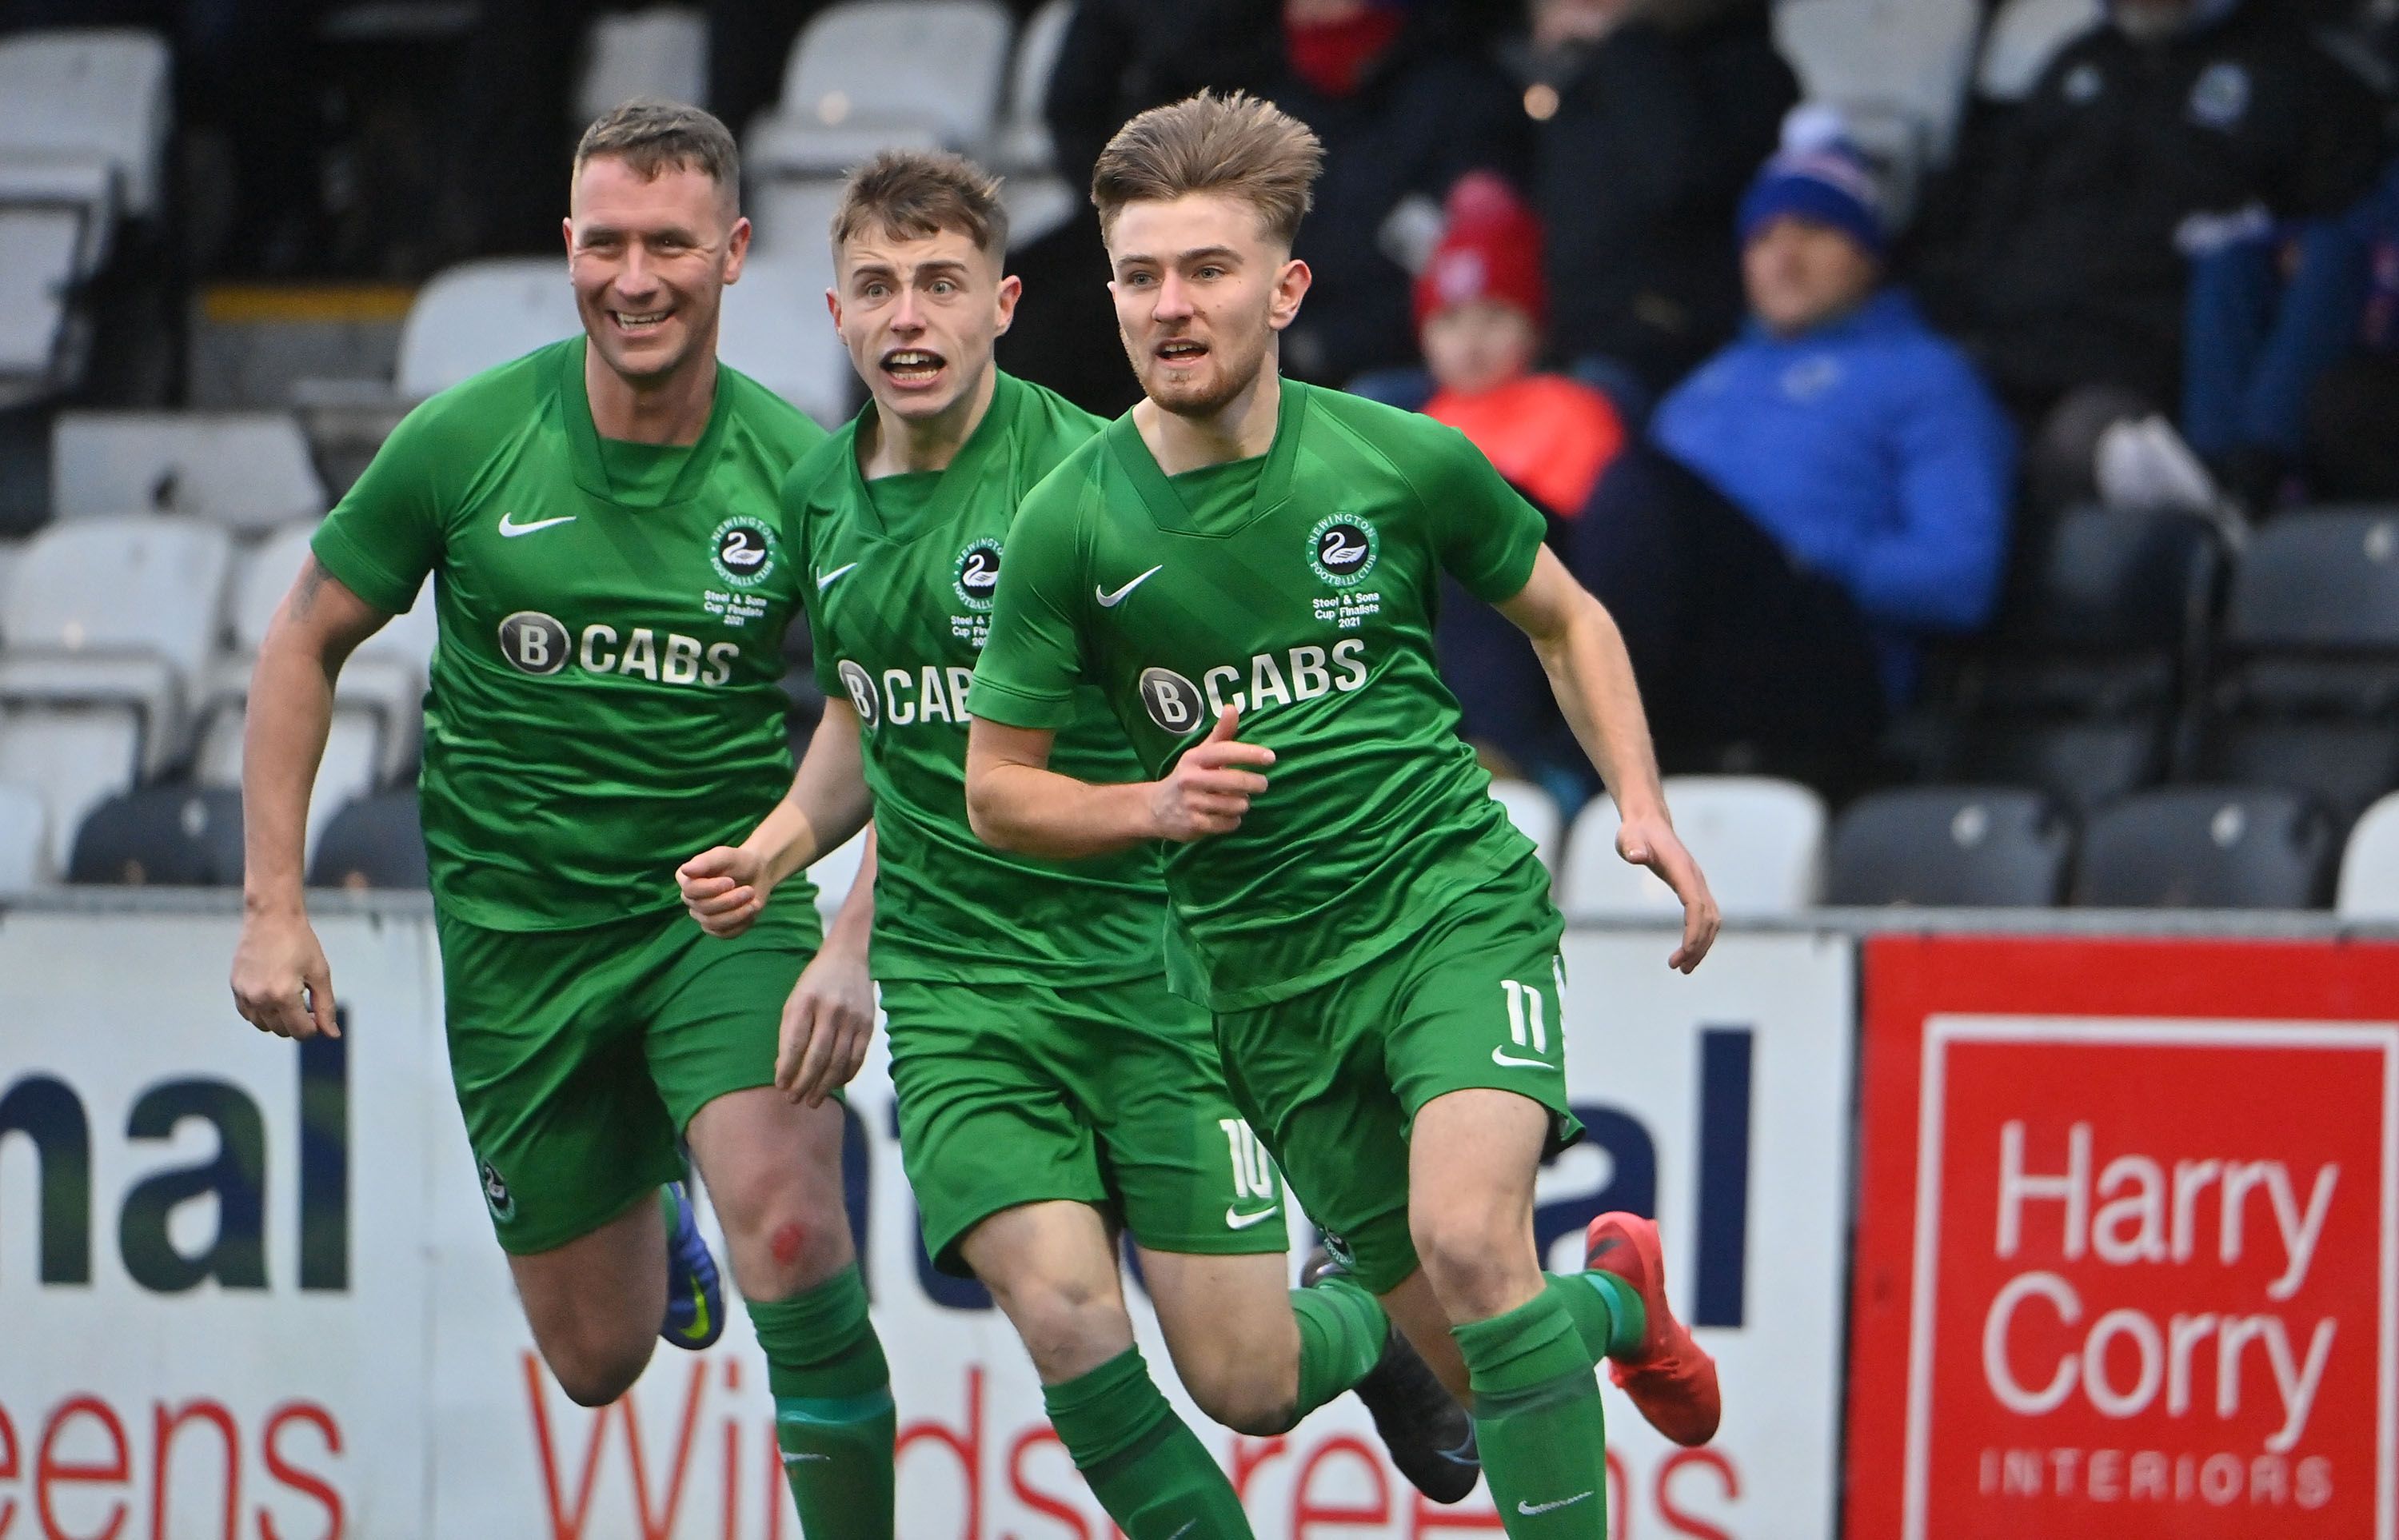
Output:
[1149, 706, 1275, 842]
[776, 941, 875, 1108]
[1618, 814, 1720, 974]
[678, 845, 770, 937]
[230, 908, 341, 1040]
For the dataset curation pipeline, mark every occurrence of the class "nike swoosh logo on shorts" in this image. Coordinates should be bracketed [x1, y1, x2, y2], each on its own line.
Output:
[1491, 1047, 1551, 1070]
[1224, 1205, 1279, 1230]
[816, 561, 859, 591]
[1519, 1491, 1595, 1516]
[497, 512, 577, 537]
[1166, 1522, 1198, 1540]
[781, 1451, 832, 1465]
[1096, 565, 1164, 607]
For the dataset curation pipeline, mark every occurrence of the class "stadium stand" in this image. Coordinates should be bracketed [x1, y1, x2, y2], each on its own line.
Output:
[1773, 0, 1980, 181]
[1824, 786, 2072, 908]
[987, 0, 1079, 249]
[2073, 786, 2337, 909]
[69, 784, 243, 886]
[50, 410, 327, 529]
[0, 705, 144, 877]
[2189, 508, 2399, 829]
[0, 781, 45, 893]
[575, 9, 709, 128]
[1974, 0, 2105, 102]
[397, 258, 581, 399]
[1561, 776, 1825, 920]
[746, 1, 1014, 179]
[308, 789, 429, 890]
[719, 253, 853, 426]
[1490, 777, 1565, 878]
[2337, 791, 2399, 918]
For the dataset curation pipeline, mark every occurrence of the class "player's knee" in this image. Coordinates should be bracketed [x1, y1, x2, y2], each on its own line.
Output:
[990, 1271, 1128, 1380]
[549, 1340, 653, 1407]
[1411, 1208, 1533, 1318]
[1184, 1358, 1299, 1437]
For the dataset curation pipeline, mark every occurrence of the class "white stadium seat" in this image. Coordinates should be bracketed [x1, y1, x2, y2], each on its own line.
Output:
[720, 253, 852, 427]
[51, 411, 327, 529]
[748, 1, 1013, 178]
[194, 706, 381, 860]
[1490, 778, 1563, 876]
[0, 29, 173, 220]
[749, 177, 845, 258]
[575, 8, 709, 126]
[1774, 0, 1980, 163]
[1978, 0, 2104, 102]
[809, 828, 871, 917]
[2337, 792, 2399, 920]
[0, 705, 142, 875]
[0, 517, 234, 775]
[989, 0, 1078, 247]
[397, 258, 581, 398]
[0, 780, 48, 892]
[1562, 776, 1826, 922]
[0, 207, 82, 384]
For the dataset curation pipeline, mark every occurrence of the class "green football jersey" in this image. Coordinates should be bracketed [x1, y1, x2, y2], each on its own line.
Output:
[312, 337, 826, 931]
[789, 370, 1169, 983]
[969, 379, 1551, 1010]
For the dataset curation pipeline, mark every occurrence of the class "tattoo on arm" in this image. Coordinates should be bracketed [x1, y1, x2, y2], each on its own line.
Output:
[289, 557, 327, 621]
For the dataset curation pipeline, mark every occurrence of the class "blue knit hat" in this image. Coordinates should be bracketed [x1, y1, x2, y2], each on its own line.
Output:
[1737, 136, 1886, 258]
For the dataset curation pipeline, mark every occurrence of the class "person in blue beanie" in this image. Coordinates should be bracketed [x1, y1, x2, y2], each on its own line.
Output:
[1569, 130, 2016, 773]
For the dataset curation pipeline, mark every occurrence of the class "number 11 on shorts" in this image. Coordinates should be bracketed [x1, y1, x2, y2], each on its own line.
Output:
[1495, 964, 1564, 1069]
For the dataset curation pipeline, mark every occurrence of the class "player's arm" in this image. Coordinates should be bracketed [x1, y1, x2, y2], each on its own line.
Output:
[774, 825, 877, 1107]
[965, 707, 1273, 858]
[230, 557, 394, 1039]
[678, 698, 873, 936]
[1496, 547, 1720, 972]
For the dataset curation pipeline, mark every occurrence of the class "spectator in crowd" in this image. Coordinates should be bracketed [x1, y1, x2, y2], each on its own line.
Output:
[1411, 174, 1630, 799]
[1504, 0, 1798, 399]
[1926, 0, 2385, 506]
[2184, 159, 2399, 505]
[1575, 136, 2016, 768]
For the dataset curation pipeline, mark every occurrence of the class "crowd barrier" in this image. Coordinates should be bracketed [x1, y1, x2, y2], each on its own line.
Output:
[2, 894, 2393, 1539]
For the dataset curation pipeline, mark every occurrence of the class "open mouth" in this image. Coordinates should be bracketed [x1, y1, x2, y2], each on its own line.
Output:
[1156, 337, 1209, 367]
[611, 307, 675, 336]
[881, 348, 947, 385]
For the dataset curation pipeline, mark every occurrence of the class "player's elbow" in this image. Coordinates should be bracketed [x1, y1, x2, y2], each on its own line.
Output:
[963, 768, 1024, 852]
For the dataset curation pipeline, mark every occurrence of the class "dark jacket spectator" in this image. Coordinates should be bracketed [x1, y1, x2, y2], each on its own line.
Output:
[1041, 0, 1283, 193]
[1575, 138, 2016, 767]
[1509, 0, 1799, 393]
[1932, 0, 2386, 417]
[1266, 1, 1529, 384]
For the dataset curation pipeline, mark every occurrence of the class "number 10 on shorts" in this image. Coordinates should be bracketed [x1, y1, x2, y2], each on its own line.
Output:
[1219, 1118, 1278, 1204]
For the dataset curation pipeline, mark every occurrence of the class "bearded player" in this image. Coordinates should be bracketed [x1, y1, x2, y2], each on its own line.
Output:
[229, 102, 895, 1537]
[674, 149, 1475, 1538]
[963, 94, 1725, 1537]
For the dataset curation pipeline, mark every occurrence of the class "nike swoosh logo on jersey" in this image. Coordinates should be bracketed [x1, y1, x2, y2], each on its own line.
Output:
[1224, 1205, 1280, 1231]
[816, 562, 860, 592]
[497, 512, 577, 537]
[1096, 565, 1164, 608]
[1519, 1492, 1594, 1517]
[780, 1451, 832, 1466]
[1491, 1047, 1551, 1070]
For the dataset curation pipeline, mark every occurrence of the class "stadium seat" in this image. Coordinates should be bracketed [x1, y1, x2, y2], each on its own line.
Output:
[1774, 0, 1979, 162]
[575, 8, 709, 126]
[750, 177, 845, 260]
[1491, 778, 1563, 876]
[1824, 787, 2070, 907]
[0, 29, 173, 221]
[397, 258, 581, 398]
[1976, 0, 2103, 102]
[989, 0, 1077, 247]
[0, 208, 83, 388]
[69, 785, 244, 886]
[0, 704, 143, 874]
[2191, 509, 2399, 826]
[2074, 787, 2334, 910]
[720, 254, 852, 426]
[748, 1, 1014, 179]
[2337, 792, 2399, 919]
[0, 517, 235, 774]
[1562, 776, 1824, 920]
[51, 411, 326, 529]
[0, 781, 47, 892]
[309, 790, 427, 889]
[809, 828, 870, 917]
[1951, 719, 2164, 816]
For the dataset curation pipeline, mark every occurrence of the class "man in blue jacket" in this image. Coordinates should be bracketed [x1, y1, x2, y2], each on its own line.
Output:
[1570, 132, 2016, 769]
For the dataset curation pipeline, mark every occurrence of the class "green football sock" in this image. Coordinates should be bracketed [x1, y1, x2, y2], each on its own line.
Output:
[1455, 1293, 1610, 1538]
[747, 1265, 896, 1540]
[1284, 1273, 1390, 1430]
[1542, 1269, 1647, 1363]
[1043, 1347, 1257, 1539]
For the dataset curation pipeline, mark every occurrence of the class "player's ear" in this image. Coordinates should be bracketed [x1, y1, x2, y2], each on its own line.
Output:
[721, 214, 752, 284]
[992, 273, 1024, 337]
[560, 215, 576, 261]
[1269, 257, 1311, 331]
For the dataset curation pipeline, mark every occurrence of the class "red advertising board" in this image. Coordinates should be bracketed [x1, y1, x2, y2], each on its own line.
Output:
[1846, 936, 2399, 1540]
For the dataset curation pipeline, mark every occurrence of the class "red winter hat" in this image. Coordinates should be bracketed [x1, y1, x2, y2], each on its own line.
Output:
[1414, 172, 1547, 333]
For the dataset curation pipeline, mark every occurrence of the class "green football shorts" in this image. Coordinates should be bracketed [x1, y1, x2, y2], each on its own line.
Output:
[884, 971, 1288, 1277]
[434, 890, 824, 1255]
[1209, 853, 1582, 1295]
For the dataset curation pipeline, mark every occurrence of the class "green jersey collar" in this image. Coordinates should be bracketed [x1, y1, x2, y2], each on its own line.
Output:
[557, 335, 736, 509]
[840, 369, 1027, 544]
[1106, 373, 1306, 537]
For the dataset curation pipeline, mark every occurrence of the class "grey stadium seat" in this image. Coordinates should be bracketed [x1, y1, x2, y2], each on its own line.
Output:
[2074, 788, 2335, 910]
[1826, 787, 2071, 908]
[0, 517, 235, 775]
[748, 1, 1013, 178]
[309, 791, 427, 890]
[69, 785, 244, 886]
[1564, 776, 1824, 920]
[0, 781, 47, 892]
[50, 410, 326, 529]
[397, 258, 581, 398]
[574, 8, 709, 126]
[2337, 792, 2399, 920]
[720, 254, 852, 427]
[0, 705, 143, 876]
[988, 0, 1078, 246]
[0, 30, 173, 221]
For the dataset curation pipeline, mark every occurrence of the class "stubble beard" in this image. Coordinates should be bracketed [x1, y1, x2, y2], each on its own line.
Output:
[1132, 329, 1269, 420]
